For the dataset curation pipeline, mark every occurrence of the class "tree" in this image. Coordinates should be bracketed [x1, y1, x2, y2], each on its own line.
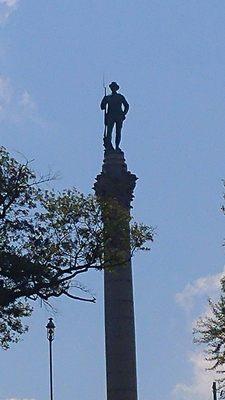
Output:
[193, 196, 225, 389]
[0, 147, 154, 349]
[193, 278, 225, 398]
[193, 280, 225, 388]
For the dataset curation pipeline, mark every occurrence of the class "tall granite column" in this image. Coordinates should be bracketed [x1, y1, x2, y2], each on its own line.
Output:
[94, 149, 138, 400]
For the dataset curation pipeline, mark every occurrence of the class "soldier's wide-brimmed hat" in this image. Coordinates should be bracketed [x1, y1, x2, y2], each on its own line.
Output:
[109, 81, 119, 91]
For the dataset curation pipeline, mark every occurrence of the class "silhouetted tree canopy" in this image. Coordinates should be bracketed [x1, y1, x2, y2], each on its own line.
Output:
[0, 147, 153, 349]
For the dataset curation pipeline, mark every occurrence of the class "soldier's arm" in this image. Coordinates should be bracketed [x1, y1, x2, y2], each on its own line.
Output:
[100, 96, 108, 110]
[122, 96, 129, 115]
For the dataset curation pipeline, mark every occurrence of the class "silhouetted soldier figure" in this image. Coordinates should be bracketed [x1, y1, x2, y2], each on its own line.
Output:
[101, 82, 129, 151]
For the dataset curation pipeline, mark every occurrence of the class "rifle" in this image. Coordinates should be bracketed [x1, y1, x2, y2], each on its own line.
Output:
[103, 75, 107, 139]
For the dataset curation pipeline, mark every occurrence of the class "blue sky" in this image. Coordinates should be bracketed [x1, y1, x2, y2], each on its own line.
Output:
[1, 1, 225, 399]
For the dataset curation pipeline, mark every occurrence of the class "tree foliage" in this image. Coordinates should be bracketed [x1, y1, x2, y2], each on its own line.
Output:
[194, 289, 225, 383]
[194, 191, 225, 388]
[0, 147, 154, 348]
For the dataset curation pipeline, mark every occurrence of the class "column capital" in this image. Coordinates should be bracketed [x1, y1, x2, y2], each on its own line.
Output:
[94, 150, 137, 208]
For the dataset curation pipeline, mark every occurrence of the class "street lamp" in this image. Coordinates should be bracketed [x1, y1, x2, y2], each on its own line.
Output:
[213, 382, 217, 400]
[212, 382, 225, 400]
[46, 318, 55, 400]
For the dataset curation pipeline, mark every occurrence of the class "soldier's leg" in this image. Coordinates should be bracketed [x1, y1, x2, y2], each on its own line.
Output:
[115, 121, 123, 150]
[106, 121, 114, 147]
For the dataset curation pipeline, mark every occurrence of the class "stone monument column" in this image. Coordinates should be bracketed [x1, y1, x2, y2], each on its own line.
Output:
[94, 149, 138, 400]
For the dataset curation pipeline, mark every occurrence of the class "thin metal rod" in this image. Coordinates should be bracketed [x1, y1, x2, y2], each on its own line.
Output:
[213, 382, 217, 400]
[49, 339, 54, 400]
[103, 75, 107, 138]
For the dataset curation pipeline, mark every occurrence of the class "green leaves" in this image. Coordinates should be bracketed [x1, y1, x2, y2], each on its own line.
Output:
[194, 290, 225, 387]
[0, 147, 154, 348]
[0, 301, 31, 350]
[130, 222, 154, 252]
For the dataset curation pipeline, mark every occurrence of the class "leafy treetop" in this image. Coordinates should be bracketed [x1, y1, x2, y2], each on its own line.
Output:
[0, 147, 153, 349]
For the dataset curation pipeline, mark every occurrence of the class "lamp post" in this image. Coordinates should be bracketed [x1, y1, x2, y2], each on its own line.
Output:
[213, 382, 217, 400]
[46, 318, 55, 400]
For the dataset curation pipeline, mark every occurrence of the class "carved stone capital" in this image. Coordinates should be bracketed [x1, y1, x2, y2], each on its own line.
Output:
[94, 150, 137, 208]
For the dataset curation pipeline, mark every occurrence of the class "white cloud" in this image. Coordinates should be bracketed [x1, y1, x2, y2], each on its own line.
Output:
[20, 90, 36, 112]
[0, 0, 19, 5]
[173, 268, 225, 400]
[0, 398, 35, 400]
[175, 268, 225, 311]
[0, 75, 13, 110]
[18, 89, 48, 128]
[0, 0, 20, 25]
[173, 351, 217, 400]
[0, 74, 49, 129]
[0, 74, 41, 124]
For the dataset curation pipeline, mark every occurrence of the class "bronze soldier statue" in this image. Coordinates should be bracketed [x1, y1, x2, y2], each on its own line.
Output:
[101, 82, 129, 151]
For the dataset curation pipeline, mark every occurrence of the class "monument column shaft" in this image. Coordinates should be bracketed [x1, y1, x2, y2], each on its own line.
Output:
[104, 258, 138, 400]
[94, 151, 138, 400]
